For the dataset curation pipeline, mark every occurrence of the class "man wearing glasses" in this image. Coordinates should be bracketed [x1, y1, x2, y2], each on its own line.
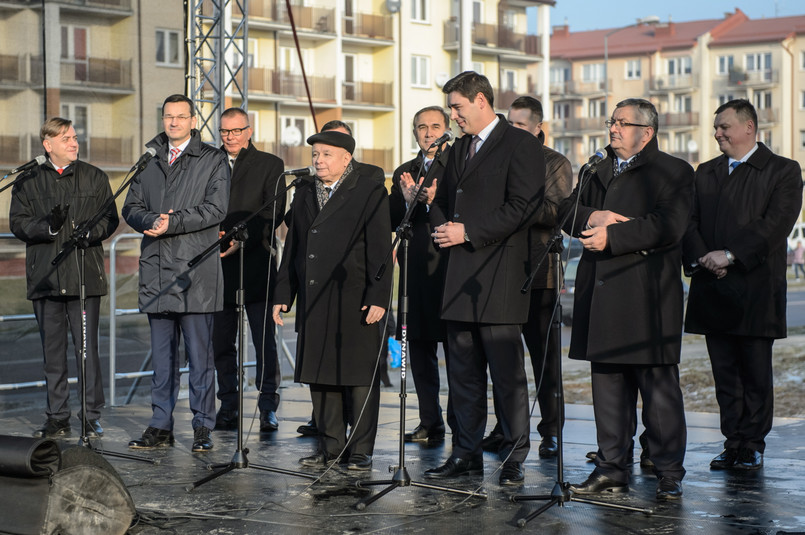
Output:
[559, 98, 692, 501]
[212, 107, 285, 434]
[123, 94, 230, 453]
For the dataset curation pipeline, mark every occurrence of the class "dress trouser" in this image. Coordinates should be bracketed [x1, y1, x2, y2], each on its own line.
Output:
[213, 301, 280, 413]
[590, 362, 687, 483]
[408, 340, 450, 430]
[310, 383, 380, 457]
[446, 321, 530, 462]
[147, 313, 216, 431]
[32, 296, 104, 421]
[705, 334, 774, 453]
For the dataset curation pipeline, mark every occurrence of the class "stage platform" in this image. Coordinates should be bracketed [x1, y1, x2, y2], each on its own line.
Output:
[2, 384, 804, 534]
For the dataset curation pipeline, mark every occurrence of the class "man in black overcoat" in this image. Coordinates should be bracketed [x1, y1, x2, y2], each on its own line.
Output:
[389, 106, 452, 444]
[560, 98, 692, 501]
[425, 71, 544, 486]
[273, 130, 392, 471]
[212, 107, 285, 433]
[683, 99, 802, 471]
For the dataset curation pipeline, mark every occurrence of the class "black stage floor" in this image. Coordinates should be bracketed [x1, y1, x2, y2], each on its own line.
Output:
[2, 384, 804, 534]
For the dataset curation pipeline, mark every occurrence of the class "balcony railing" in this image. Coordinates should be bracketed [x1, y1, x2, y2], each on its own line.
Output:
[235, 0, 335, 33]
[0, 54, 25, 84]
[444, 20, 540, 56]
[757, 108, 778, 124]
[28, 56, 132, 89]
[252, 143, 391, 174]
[551, 79, 607, 96]
[343, 12, 393, 40]
[245, 68, 336, 102]
[649, 74, 698, 91]
[343, 80, 392, 106]
[727, 69, 778, 87]
[551, 117, 607, 134]
[354, 148, 392, 174]
[659, 112, 699, 128]
[58, 0, 132, 9]
[87, 136, 133, 166]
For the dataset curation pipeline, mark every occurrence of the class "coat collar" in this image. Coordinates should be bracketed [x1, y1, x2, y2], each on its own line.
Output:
[221, 141, 256, 185]
[459, 113, 508, 180]
[598, 136, 660, 188]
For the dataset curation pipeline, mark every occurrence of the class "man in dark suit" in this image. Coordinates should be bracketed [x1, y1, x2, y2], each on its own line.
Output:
[212, 107, 285, 433]
[389, 106, 452, 444]
[273, 130, 392, 471]
[481, 96, 573, 458]
[425, 71, 544, 486]
[683, 99, 802, 471]
[561, 98, 692, 501]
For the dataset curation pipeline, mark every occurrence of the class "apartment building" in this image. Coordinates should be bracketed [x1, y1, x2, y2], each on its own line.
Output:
[542, 9, 805, 175]
[0, 0, 185, 226]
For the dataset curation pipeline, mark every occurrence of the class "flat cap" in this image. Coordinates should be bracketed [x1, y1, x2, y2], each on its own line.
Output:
[306, 131, 355, 154]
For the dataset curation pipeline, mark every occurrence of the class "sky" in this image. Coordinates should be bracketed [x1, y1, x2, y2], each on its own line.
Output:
[528, 0, 805, 33]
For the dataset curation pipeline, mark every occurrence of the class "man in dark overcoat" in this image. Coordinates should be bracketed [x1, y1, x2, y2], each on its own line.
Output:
[389, 105, 452, 444]
[425, 71, 544, 486]
[560, 98, 692, 501]
[212, 107, 285, 433]
[273, 130, 392, 471]
[683, 99, 802, 471]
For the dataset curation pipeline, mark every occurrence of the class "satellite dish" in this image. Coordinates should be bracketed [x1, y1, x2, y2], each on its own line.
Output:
[282, 125, 303, 147]
[687, 139, 698, 153]
[435, 72, 449, 88]
[386, 0, 400, 13]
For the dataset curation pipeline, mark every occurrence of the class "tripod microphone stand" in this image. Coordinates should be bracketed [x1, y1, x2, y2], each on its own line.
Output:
[186, 175, 318, 492]
[51, 159, 156, 464]
[355, 146, 487, 509]
[509, 163, 653, 527]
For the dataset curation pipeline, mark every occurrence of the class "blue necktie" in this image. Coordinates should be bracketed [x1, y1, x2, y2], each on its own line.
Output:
[729, 161, 741, 174]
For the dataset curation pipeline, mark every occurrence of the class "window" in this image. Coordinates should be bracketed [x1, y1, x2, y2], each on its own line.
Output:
[280, 47, 311, 74]
[501, 69, 517, 92]
[758, 129, 772, 148]
[343, 54, 356, 100]
[553, 102, 570, 120]
[156, 29, 181, 67]
[452, 60, 484, 76]
[553, 138, 570, 156]
[473, 0, 482, 24]
[718, 93, 735, 105]
[674, 132, 693, 153]
[61, 25, 89, 81]
[232, 38, 257, 68]
[411, 55, 430, 88]
[588, 98, 605, 118]
[411, 0, 427, 22]
[745, 52, 771, 72]
[550, 67, 570, 84]
[667, 56, 692, 76]
[581, 63, 604, 82]
[753, 90, 772, 110]
[589, 136, 606, 154]
[625, 59, 641, 80]
[674, 95, 692, 113]
[281, 116, 307, 147]
[800, 130, 805, 150]
[717, 55, 733, 76]
[801, 51, 805, 70]
[61, 103, 89, 158]
[801, 91, 805, 110]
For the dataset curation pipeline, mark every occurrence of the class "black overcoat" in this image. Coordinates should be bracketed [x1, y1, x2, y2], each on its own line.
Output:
[219, 142, 285, 305]
[389, 147, 450, 341]
[274, 167, 393, 386]
[683, 143, 802, 338]
[559, 138, 693, 365]
[429, 116, 544, 324]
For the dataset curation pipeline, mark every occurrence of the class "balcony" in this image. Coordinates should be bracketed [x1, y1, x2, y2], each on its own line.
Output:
[757, 108, 778, 124]
[0, 135, 26, 168]
[552, 79, 607, 96]
[343, 80, 392, 107]
[253, 143, 392, 174]
[659, 112, 699, 128]
[496, 90, 519, 110]
[649, 74, 698, 92]
[86, 136, 133, 167]
[354, 148, 392, 174]
[0, 54, 26, 87]
[57, 0, 132, 17]
[244, 68, 336, 103]
[343, 12, 393, 41]
[669, 151, 699, 163]
[551, 116, 607, 135]
[29, 56, 133, 92]
[235, 0, 335, 33]
[443, 20, 540, 59]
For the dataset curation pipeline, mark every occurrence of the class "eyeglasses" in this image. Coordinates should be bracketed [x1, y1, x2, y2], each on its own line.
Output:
[163, 115, 192, 121]
[605, 119, 651, 129]
[219, 126, 250, 137]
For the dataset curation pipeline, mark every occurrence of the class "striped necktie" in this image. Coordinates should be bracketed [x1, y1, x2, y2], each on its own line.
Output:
[169, 147, 181, 166]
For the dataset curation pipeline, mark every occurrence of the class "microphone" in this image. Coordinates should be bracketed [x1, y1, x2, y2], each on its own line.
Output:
[282, 166, 315, 177]
[428, 131, 453, 148]
[583, 149, 606, 170]
[9, 155, 47, 175]
[129, 147, 157, 172]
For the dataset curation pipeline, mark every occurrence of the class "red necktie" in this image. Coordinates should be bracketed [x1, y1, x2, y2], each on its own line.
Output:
[169, 147, 180, 165]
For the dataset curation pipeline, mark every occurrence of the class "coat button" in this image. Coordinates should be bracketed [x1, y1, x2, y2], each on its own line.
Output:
[454, 213, 459, 219]
[309, 280, 315, 286]
[308, 254, 315, 259]
[457, 188, 463, 193]
[60, 289, 66, 294]
[597, 280, 604, 286]
[311, 229, 318, 234]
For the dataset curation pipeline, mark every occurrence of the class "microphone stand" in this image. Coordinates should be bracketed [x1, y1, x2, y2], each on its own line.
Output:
[186, 174, 318, 492]
[0, 167, 36, 195]
[355, 144, 487, 509]
[510, 162, 653, 527]
[51, 158, 157, 464]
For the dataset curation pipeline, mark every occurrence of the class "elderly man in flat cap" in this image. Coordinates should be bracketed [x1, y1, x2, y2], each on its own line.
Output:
[273, 130, 392, 471]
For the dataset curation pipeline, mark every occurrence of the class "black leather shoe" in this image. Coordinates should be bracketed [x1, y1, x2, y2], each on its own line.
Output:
[481, 431, 504, 453]
[656, 477, 683, 500]
[299, 452, 335, 468]
[404, 423, 445, 444]
[538, 435, 558, 458]
[735, 448, 763, 470]
[129, 426, 174, 449]
[215, 408, 238, 431]
[192, 426, 213, 452]
[424, 457, 483, 479]
[569, 472, 629, 495]
[81, 419, 104, 437]
[499, 461, 525, 486]
[260, 410, 279, 432]
[347, 453, 373, 471]
[33, 417, 71, 439]
[297, 419, 318, 437]
[585, 450, 634, 466]
[710, 448, 739, 470]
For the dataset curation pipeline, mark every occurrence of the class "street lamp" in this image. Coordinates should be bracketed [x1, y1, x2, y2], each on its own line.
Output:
[603, 15, 660, 113]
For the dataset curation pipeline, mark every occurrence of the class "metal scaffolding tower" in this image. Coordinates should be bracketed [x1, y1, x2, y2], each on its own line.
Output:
[187, 0, 249, 145]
